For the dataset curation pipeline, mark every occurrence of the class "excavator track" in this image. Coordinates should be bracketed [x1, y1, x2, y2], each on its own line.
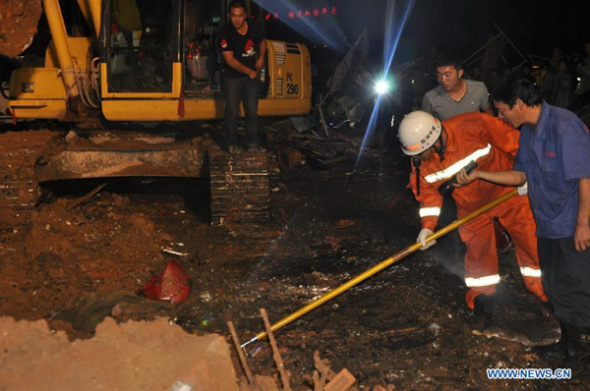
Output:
[0, 130, 271, 225]
[208, 147, 270, 225]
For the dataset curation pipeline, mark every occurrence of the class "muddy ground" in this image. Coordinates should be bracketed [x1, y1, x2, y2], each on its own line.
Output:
[0, 121, 585, 390]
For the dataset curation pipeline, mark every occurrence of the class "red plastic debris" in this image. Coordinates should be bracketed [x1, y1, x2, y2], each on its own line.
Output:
[138, 260, 190, 305]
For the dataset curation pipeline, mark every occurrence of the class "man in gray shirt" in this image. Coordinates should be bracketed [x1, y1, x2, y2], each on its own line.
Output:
[419, 55, 501, 270]
[421, 56, 493, 120]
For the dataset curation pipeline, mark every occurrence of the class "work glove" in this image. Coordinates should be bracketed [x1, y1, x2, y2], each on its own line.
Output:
[517, 182, 528, 196]
[417, 228, 436, 250]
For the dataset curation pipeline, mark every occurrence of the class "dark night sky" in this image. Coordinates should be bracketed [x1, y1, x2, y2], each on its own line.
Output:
[398, 0, 588, 58]
[264, 0, 589, 68]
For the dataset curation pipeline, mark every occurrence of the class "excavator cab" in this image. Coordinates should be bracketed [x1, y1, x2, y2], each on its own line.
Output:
[6, 0, 311, 121]
[106, 0, 174, 93]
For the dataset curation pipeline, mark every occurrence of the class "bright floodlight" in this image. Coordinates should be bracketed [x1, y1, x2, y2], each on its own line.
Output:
[374, 79, 390, 95]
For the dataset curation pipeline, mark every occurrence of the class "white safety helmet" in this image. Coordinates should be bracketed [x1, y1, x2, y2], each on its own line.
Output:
[398, 111, 442, 156]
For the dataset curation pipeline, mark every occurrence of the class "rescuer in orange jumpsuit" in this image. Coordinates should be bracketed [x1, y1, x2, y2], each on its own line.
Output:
[398, 111, 548, 327]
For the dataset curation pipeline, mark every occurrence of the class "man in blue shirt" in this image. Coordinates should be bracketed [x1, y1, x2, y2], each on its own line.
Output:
[456, 75, 590, 377]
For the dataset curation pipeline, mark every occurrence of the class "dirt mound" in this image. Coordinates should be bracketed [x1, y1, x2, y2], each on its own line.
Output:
[0, 316, 239, 391]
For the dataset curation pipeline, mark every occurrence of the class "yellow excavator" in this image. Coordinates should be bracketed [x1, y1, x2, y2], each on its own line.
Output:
[0, 0, 312, 223]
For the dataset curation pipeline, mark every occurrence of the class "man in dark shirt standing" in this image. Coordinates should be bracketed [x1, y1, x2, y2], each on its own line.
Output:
[218, 0, 266, 153]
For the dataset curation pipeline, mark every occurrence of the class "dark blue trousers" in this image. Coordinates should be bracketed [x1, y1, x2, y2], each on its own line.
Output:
[221, 75, 260, 147]
[538, 237, 590, 327]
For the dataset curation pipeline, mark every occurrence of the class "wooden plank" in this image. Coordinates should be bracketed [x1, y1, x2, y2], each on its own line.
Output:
[324, 369, 356, 391]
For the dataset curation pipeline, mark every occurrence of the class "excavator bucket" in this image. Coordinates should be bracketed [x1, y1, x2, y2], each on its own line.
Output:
[0, 0, 43, 58]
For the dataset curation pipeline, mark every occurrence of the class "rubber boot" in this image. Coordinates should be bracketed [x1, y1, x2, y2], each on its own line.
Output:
[562, 324, 590, 378]
[472, 294, 494, 331]
[534, 322, 567, 360]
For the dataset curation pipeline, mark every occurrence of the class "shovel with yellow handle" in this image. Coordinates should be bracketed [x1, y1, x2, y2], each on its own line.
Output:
[241, 188, 519, 351]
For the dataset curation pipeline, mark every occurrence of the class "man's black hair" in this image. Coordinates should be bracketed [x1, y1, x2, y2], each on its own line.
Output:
[434, 55, 463, 71]
[228, 0, 245, 10]
[491, 73, 542, 108]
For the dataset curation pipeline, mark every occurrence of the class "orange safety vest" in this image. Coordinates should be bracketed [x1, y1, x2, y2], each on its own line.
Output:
[409, 112, 520, 230]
